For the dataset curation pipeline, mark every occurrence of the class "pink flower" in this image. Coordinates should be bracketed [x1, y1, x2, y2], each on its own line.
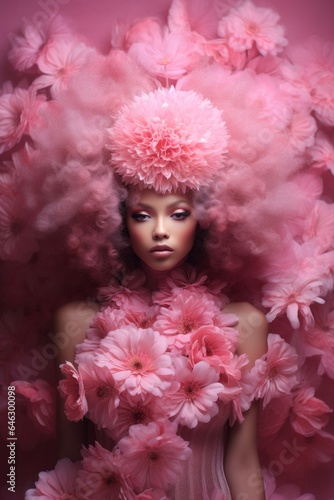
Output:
[187, 325, 233, 368]
[58, 361, 88, 421]
[96, 326, 174, 396]
[106, 392, 168, 442]
[12, 379, 55, 431]
[166, 357, 224, 428]
[217, 1, 287, 57]
[34, 39, 92, 97]
[98, 270, 151, 309]
[309, 71, 334, 127]
[286, 111, 317, 153]
[25, 458, 81, 499]
[127, 18, 201, 80]
[252, 333, 299, 407]
[79, 362, 119, 429]
[309, 132, 334, 175]
[303, 200, 334, 251]
[0, 194, 39, 263]
[290, 387, 332, 436]
[107, 87, 228, 194]
[153, 289, 218, 349]
[87, 306, 128, 341]
[0, 87, 40, 154]
[76, 442, 133, 499]
[118, 420, 191, 491]
[8, 16, 71, 71]
[262, 278, 326, 329]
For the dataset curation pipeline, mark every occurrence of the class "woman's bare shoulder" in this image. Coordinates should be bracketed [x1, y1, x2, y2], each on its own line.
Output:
[54, 300, 100, 365]
[223, 301, 268, 366]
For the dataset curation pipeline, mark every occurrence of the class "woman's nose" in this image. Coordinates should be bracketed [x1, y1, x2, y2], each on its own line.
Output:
[152, 217, 169, 239]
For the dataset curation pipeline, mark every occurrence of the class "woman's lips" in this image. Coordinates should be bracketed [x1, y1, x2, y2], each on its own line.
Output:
[150, 245, 174, 257]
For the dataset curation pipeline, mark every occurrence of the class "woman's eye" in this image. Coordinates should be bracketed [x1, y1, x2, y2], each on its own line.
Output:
[131, 213, 150, 222]
[171, 210, 191, 220]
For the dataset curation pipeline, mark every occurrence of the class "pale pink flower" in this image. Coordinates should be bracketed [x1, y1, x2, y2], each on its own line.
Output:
[153, 289, 218, 349]
[34, 39, 92, 97]
[107, 87, 228, 194]
[126, 18, 200, 80]
[96, 326, 174, 396]
[58, 361, 88, 421]
[106, 392, 168, 442]
[309, 71, 334, 127]
[12, 379, 55, 431]
[118, 420, 191, 491]
[262, 278, 327, 329]
[79, 362, 119, 429]
[166, 357, 224, 428]
[25, 458, 81, 499]
[309, 131, 334, 175]
[188, 325, 233, 368]
[286, 111, 317, 153]
[303, 200, 334, 251]
[290, 387, 332, 436]
[0, 87, 40, 154]
[87, 306, 128, 341]
[252, 333, 299, 407]
[0, 194, 39, 263]
[217, 1, 287, 56]
[76, 442, 133, 499]
[8, 16, 71, 71]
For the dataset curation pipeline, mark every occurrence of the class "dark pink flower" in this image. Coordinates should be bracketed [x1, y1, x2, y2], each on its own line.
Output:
[76, 442, 133, 499]
[58, 361, 88, 421]
[118, 420, 191, 491]
[25, 458, 81, 499]
[12, 379, 55, 431]
[290, 387, 332, 436]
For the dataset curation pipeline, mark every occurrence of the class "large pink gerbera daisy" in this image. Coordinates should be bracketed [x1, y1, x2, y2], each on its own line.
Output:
[58, 361, 88, 421]
[166, 357, 224, 428]
[118, 421, 191, 492]
[217, 0, 287, 56]
[251, 333, 299, 407]
[76, 442, 133, 499]
[25, 458, 81, 499]
[107, 87, 228, 193]
[95, 326, 174, 396]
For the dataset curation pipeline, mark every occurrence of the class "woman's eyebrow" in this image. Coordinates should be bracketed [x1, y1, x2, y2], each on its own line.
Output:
[133, 199, 190, 210]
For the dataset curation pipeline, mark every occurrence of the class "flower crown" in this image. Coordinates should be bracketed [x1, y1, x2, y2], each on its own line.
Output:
[106, 87, 228, 193]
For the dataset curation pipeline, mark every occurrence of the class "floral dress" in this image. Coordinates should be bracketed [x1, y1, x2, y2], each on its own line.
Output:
[53, 265, 295, 500]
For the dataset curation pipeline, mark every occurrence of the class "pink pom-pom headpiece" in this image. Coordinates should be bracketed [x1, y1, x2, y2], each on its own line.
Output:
[107, 87, 228, 193]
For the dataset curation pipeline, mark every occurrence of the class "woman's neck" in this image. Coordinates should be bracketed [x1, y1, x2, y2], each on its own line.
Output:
[139, 256, 189, 290]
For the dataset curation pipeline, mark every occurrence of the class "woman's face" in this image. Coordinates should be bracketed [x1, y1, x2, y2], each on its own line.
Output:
[127, 189, 197, 272]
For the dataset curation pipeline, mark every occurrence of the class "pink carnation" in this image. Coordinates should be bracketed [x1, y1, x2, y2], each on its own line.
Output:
[290, 387, 332, 436]
[107, 87, 228, 193]
[166, 357, 224, 428]
[96, 326, 174, 396]
[76, 442, 133, 499]
[118, 420, 191, 491]
[58, 361, 88, 421]
[217, 0, 287, 57]
[252, 333, 299, 407]
[187, 325, 233, 368]
[25, 458, 81, 499]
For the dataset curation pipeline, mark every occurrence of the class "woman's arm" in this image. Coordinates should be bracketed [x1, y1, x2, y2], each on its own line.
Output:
[55, 300, 99, 461]
[223, 302, 268, 500]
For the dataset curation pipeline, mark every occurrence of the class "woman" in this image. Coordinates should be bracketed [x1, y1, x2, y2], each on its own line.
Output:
[50, 87, 268, 500]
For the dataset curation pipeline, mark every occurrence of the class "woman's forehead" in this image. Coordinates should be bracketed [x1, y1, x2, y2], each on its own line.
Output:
[127, 188, 194, 208]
